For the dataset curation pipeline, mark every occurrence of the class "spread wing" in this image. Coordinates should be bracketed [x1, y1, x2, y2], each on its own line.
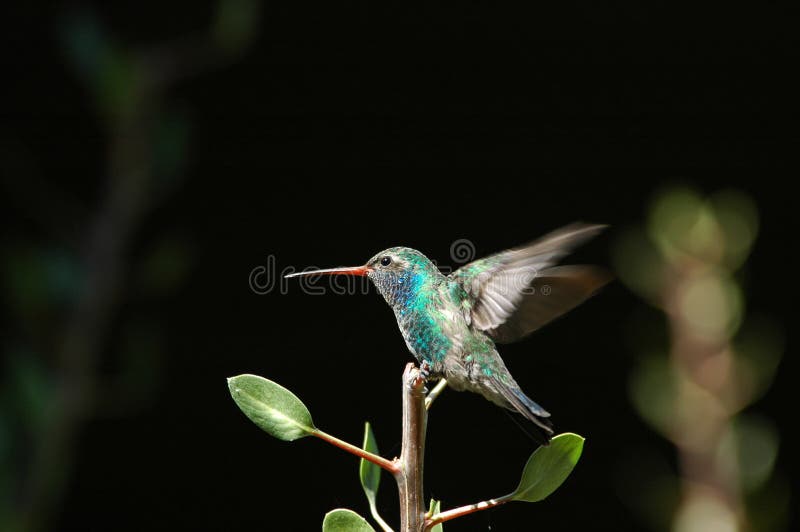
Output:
[450, 224, 611, 343]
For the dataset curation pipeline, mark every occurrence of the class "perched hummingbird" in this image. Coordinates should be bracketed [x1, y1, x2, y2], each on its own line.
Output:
[286, 224, 610, 444]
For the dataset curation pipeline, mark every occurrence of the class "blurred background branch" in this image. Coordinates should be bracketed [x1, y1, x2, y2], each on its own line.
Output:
[3, 2, 259, 530]
[614, 187, 787, 532]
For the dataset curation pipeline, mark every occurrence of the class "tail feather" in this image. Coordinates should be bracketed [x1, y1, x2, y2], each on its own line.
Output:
[492, 377, 554, 445]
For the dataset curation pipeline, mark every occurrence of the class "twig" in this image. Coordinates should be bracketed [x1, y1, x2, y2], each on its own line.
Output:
[313, 430, 400, 474]
[424, 379, 448, 410]
[369, 502, 395, 532]
[313, 364, 427, 531]
[424, 493, 514, 529]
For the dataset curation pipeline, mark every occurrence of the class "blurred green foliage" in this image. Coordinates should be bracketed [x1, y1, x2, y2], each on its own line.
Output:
[613, 186, 786, 532]
[1, 2, 258, 530]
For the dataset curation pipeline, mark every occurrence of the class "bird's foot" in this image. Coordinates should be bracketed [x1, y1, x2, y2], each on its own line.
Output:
[419, 361, 432, 381]
[411, 361, 433, 390]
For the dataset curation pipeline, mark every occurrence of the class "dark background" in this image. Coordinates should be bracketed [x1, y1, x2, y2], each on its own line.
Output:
[3, 2, 796, 530]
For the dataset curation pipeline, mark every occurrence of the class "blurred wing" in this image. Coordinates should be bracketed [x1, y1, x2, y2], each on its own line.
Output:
[450, 224, 610, 343]
[486, 266, 611, 343]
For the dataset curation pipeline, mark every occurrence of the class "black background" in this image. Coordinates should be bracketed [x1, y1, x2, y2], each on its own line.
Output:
[4, 2, 797, 530]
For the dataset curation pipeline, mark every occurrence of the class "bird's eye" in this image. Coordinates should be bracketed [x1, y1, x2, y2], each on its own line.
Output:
[380, 256, 392, 266]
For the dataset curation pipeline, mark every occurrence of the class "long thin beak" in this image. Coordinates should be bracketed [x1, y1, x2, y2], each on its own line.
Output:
[285, 265, 371, 279]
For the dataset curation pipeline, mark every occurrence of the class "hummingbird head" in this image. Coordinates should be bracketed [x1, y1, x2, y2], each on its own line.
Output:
[365, 247, 440, 308]
[285, 246, 440, 309]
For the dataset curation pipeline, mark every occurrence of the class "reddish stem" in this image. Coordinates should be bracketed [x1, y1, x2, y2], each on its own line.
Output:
[313, 429, 401, 475]
[425, 494, 514, 529]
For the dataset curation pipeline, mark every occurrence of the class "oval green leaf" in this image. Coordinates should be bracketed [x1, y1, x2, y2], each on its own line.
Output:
[322, 508, 376, 532]
[511, 432, 585, 502]
[359, 422, 381, 505]
[227, 374, 315, 441]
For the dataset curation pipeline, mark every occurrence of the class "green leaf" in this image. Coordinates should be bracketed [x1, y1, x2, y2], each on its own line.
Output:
[510, 433, 584, 502]
[428, 499, 443, 532]
[227, 374, 315, 441]
[322, 509, 376, 532]
[360, 422, 381, 505]
[360, 422, 392, 531]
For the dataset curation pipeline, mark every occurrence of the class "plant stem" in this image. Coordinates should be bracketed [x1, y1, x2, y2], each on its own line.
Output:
[369, 500, 395, 532]
[313, 430, 400, 474]
[424, 379, 448, 410]
[396, 363, 428, 532]
[425, 493, 514, 529]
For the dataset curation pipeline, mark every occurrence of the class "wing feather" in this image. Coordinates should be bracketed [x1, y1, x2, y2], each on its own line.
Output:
[450, 223, 610, 343]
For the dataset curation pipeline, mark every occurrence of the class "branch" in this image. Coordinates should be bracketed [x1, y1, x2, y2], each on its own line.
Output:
[396, 363, 428, 532]
[313, 430, 400, 474]
[425, 493, 514, 529]
[17, 11, 258, 529]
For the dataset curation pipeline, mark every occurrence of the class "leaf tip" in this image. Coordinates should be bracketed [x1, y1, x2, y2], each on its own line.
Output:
[553, 432, 586, 447]
[510, 431, 587, 503]
[226, 376, 241, 397]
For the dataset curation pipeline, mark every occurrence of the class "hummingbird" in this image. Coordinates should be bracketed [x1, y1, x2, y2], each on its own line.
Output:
[286, 223, 610, 444]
